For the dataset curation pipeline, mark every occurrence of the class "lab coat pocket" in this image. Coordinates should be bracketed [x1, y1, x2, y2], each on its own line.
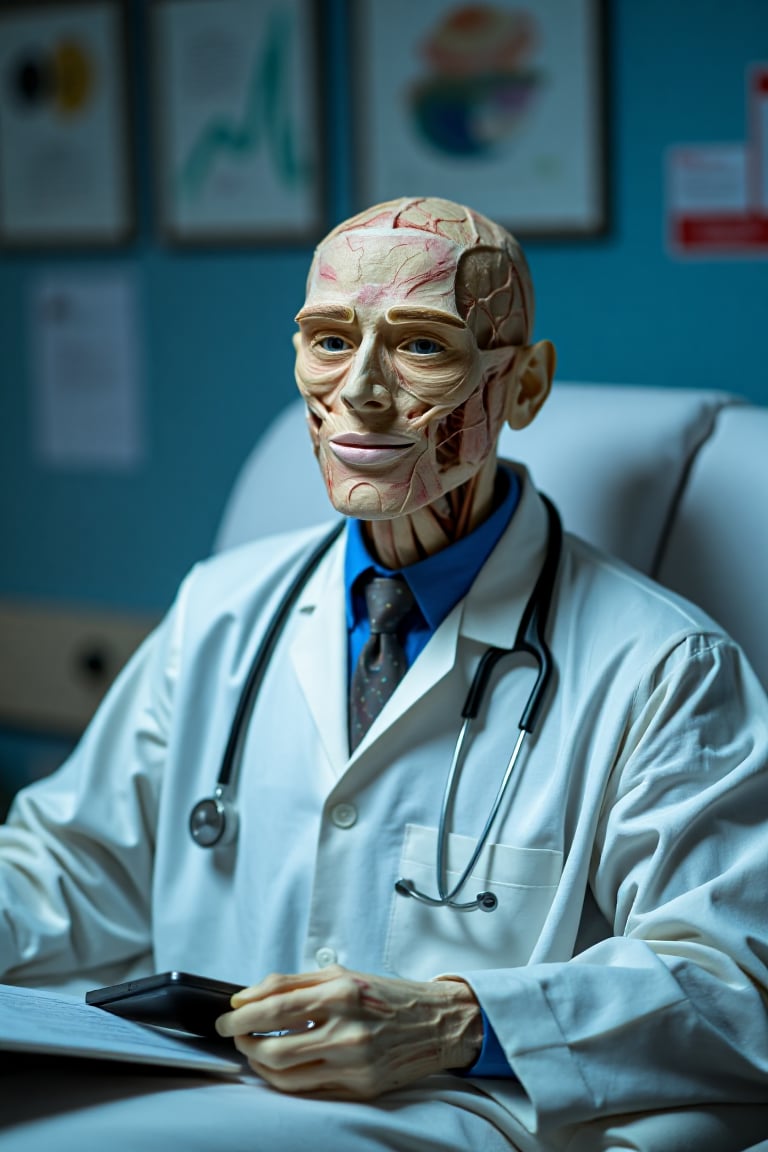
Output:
[384, 823, 562, 980]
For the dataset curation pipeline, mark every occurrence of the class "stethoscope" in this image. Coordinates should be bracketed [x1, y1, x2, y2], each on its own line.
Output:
[189, 496, 562, 915]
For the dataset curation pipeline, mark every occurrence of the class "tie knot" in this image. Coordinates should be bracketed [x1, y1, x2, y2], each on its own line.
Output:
[364, 576, 414, 635]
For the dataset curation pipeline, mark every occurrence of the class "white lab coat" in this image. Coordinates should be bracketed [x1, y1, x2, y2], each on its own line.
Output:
[2, 467, 768, 1150]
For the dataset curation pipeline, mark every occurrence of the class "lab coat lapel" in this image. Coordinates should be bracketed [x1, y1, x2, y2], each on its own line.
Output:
[351, 466, 551, 757]
[289, 533, 350, 775]
[289, 531, 463, 769]
[460, 463, 550, 650]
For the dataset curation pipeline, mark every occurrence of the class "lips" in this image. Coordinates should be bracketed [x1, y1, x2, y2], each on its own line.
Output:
[328, 433, 415, 467]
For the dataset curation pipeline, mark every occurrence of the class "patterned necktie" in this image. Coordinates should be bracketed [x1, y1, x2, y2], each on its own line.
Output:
[349, 576, 415, 752]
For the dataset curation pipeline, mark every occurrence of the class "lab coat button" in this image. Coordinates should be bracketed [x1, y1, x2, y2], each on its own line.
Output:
[330, 802, 357, 829]
[315, 947, 337, 968]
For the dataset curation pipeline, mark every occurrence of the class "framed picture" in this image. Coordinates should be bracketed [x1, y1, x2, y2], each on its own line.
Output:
[352, 0, 608, 238]
[152, 0, 325, 245]
[0, 0, 133, 248]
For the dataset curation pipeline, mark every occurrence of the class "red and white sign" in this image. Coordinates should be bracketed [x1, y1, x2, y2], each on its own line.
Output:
[668, 64, 768, 257]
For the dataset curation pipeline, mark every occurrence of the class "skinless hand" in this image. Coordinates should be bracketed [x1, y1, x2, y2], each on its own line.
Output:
[215, 964, 484, 1100]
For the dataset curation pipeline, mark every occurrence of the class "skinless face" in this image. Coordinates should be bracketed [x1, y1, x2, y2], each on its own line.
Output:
[293, 229, 516, 523]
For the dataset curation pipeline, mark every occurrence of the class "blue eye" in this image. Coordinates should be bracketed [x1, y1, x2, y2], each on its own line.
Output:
[319, 335, 350, 352]
[405, 338, 444, 355]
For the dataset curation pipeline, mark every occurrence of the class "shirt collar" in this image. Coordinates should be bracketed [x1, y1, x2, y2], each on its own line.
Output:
[344, 466, 520, 632]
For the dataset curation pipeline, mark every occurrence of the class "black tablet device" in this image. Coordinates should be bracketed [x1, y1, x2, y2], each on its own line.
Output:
[85, 971, 243, 1037]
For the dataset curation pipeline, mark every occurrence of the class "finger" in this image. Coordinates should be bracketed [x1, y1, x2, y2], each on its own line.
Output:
[217, 968, 393, 1051]
[243, 1045, 376, 1100]
[247, 1052, 381, 1101]
[220, 970, 359, 1036]
[231, 966, 344, 1008]
[235, 1015, 391, 1085]
[216, 996, 318, 1038]
[233, 1025, 327, 1070]
[247, 1056, 348, 1097]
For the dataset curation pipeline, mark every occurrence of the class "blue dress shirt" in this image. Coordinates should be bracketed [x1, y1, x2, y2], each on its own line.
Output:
[343, 466, 520, 1078]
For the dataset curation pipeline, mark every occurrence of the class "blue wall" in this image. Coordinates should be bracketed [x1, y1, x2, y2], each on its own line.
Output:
[1, 0, 767, 618]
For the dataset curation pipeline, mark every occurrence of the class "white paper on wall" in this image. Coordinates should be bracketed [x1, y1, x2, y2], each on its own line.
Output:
[31, 270, 144, 470]
[666, 63, 768, 257]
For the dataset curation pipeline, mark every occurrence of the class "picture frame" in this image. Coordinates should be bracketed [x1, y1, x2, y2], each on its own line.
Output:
[0, 0, 133, 248]
[352, 0, 608, 238]
[152, 0, 325, 246]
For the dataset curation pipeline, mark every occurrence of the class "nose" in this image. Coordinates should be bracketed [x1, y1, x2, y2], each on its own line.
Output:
[339, 344, 393, 414]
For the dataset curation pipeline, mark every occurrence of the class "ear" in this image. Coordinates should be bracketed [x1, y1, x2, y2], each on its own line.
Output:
[505, 339, 556, 430]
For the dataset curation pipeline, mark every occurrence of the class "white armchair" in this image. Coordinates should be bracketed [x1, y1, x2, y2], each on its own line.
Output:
[214, 384, 768, 690]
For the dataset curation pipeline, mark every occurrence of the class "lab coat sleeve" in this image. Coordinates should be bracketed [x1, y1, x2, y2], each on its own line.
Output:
[461, 632, 768, 1131]
[0, 576, 189, 986]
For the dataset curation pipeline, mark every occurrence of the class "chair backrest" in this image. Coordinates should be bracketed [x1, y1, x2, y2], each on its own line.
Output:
[215, 402, 330, 549]
[214, 384, 768, 689]
[497, 384, 740, 576]
[656, 404, 768, 688]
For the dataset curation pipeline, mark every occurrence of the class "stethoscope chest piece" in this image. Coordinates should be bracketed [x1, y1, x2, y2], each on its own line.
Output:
[189, 785, 238, 848]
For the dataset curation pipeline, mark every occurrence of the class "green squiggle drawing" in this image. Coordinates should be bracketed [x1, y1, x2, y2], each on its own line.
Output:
[179, 8, 307, 202]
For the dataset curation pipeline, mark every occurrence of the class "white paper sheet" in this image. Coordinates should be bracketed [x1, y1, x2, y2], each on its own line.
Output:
[0, 984, 241, 1076]
[31, 271, 144, 470]
[667, 144, 748, 215]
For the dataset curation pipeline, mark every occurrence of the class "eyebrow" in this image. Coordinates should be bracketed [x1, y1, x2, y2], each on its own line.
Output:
[386, 307, 465, 328]
[294, 303, 466, 329]
[294, 304, 355, 323]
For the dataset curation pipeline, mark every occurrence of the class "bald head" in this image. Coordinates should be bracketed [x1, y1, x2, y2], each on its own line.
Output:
[294, 195, 554, 565]
[308, 196, 535, 349]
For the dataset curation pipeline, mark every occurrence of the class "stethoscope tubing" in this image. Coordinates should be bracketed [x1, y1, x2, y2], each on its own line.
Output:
[395, 495, 562, 912]
[217, 521, 345, 790]
[188, 521, 344, 847]
[191, 496, 562, 917]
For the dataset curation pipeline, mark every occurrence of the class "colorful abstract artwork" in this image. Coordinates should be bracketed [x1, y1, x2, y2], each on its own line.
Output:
[354, 0, 607, 237]
[409, 6, 542, 158]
